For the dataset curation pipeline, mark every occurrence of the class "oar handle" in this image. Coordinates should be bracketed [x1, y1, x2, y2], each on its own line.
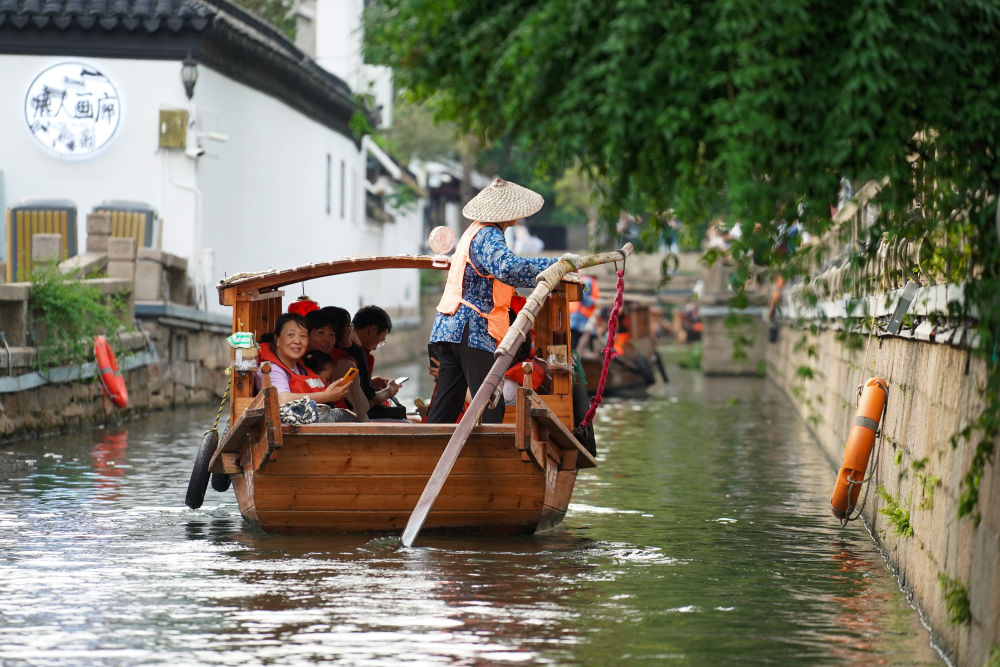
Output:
[495, 243, 632, 359]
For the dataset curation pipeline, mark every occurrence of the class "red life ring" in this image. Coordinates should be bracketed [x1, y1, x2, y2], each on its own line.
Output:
[831, 377, 887, 519]
[94, 335, 128, 408]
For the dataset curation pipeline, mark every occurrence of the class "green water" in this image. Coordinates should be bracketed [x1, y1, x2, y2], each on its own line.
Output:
[0, 360, 941, 665]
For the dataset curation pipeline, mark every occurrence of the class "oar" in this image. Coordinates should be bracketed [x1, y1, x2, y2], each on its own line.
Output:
[401, 243, 633, 547]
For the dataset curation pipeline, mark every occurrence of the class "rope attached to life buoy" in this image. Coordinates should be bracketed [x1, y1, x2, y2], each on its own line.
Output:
[579, 262, 626, 428]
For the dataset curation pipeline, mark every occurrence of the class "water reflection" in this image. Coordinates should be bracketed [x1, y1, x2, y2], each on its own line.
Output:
[91, 431, 128, 502]
[0, 366, 942, 665]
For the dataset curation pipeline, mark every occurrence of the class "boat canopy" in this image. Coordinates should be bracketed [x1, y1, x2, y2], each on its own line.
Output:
[217, 254, 445, 299]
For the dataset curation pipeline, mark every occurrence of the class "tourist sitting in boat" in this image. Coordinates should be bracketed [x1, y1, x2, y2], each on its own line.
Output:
[347, 305, 404, 420]
[302, 349, 361, 422]
[256, 312, 354, 405]
[303, 306, 379, 421]
[502, 354, 546, 403]
[427, 177, 565, 424]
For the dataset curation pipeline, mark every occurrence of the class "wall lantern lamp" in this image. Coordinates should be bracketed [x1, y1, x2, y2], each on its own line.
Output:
[181, 52, 198, 99]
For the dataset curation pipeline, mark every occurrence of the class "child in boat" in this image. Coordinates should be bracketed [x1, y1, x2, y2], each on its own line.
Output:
[303, 350, 336, 385]
[303, 349, 359, 422]
[306, 307, 370, 419]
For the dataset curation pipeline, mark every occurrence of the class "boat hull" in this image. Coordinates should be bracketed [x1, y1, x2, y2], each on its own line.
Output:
[210, 389, 594, 535]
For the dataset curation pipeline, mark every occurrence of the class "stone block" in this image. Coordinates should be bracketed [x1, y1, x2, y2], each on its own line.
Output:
[0, 282, 31, 346]
[86, 212, 112, 235]
[59, 252, 107, 277]
[86, 235, 110, 253]
[107, 260, 135, 281]
[0, 283, 30, 301]
[0, 304, 27, 346]
[136, 247, 163, 263]
[31, 234, 63, 263]
[134, 260, 164, 301]
[108, 237, 136, 261]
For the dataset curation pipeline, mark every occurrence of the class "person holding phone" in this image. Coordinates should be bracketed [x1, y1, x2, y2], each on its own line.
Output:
[256, 313, 355, 405]
[427, 178, 573, 424]
[348, 305, 404, 420]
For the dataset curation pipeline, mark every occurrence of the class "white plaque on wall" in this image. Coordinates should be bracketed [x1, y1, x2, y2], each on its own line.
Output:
[24, 62, 122, 158]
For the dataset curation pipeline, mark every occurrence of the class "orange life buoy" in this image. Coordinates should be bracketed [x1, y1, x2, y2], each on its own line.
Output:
[94, 335, 128, 408]
[831, 377, 887, 519]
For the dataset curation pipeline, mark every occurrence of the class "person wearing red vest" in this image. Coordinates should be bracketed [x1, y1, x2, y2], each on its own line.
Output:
[427, 178, 567, 424]
[256, 312, 354, 405]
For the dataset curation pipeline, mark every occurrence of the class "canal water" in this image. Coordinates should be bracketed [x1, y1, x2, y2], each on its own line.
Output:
[0, 357, 942, 665]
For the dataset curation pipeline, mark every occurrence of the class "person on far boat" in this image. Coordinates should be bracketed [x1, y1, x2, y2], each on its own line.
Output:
[569, 273, 600, 350]
[427, 177, 573, 424]
[256, 312, 354, 405]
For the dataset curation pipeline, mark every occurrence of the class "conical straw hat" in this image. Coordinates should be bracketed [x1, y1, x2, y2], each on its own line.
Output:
[462, 177, 544, 222]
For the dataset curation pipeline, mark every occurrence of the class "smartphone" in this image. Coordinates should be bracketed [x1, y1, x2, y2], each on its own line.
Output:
[394, 376, 409, 385]
[427, 343, 439, 363]
[342, 367, 359, 383]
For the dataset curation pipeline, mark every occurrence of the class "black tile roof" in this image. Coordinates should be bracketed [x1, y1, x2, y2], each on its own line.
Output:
[0, 0, 363, 138]
[0, 0, 212, 32]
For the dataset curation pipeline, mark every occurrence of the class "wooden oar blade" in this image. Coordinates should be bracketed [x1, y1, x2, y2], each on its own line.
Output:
[401, 352, 517, 547]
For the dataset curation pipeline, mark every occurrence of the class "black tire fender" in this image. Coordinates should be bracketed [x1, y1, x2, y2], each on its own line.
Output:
[185, 430, 218, 509]
[210, 472, 232, 493]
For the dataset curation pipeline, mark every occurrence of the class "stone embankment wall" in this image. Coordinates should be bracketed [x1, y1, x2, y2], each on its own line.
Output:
[700, 180, 999, 663]
[768, 329, 998, 665]
[0, 317, 231, 444]
[758, 182, 999, 665]
[0, 220, 231, 444]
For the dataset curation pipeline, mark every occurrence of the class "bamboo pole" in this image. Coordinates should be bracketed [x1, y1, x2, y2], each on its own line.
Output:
[401, 243, 633, 547]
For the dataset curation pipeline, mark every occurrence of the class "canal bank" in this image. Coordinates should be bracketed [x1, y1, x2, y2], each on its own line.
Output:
[0, 303, 232, 445]
[691, 184, 999, 665]
[766, 323, 998, 667]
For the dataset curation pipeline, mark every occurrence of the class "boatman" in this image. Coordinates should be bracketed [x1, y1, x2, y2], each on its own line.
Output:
[427, 178, 575, 424]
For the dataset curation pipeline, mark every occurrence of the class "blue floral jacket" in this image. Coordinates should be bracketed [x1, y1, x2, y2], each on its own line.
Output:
[430, 224, 556, 353]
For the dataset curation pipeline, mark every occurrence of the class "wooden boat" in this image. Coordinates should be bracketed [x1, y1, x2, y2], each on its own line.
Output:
[579, 294, 668, 397]
[200, 255, 597, 535]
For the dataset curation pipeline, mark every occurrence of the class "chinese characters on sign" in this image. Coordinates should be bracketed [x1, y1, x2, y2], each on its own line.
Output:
[24, 62, 121, 158]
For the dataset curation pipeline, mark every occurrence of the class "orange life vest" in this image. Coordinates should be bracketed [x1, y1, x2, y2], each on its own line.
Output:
[569, 275, 601, 320]
[505, 359, 545, 389]
[613, 332, 631, 356]
[437, 221, 514, 344]
[258, 342, 326, 394]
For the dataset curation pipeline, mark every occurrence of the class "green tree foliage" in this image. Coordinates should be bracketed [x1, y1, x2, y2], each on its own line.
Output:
[379, 95, 462, 163]
[365, 1, 1000, 517]
[233, 0, 296, 41]
[366, 1, 1000, 227]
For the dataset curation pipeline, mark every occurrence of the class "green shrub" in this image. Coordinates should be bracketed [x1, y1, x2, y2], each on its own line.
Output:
[938, 574, 972, 626]
[28, 264, 131, 369]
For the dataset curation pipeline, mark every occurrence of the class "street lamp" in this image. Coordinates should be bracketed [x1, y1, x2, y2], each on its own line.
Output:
[181, 52, 198, 99]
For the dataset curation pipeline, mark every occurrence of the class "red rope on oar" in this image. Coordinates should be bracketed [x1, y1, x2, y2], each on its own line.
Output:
[580, 267, 626, 427]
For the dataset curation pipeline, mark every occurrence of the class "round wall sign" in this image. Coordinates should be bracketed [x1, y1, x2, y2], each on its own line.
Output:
[24, 62, 121, 158]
